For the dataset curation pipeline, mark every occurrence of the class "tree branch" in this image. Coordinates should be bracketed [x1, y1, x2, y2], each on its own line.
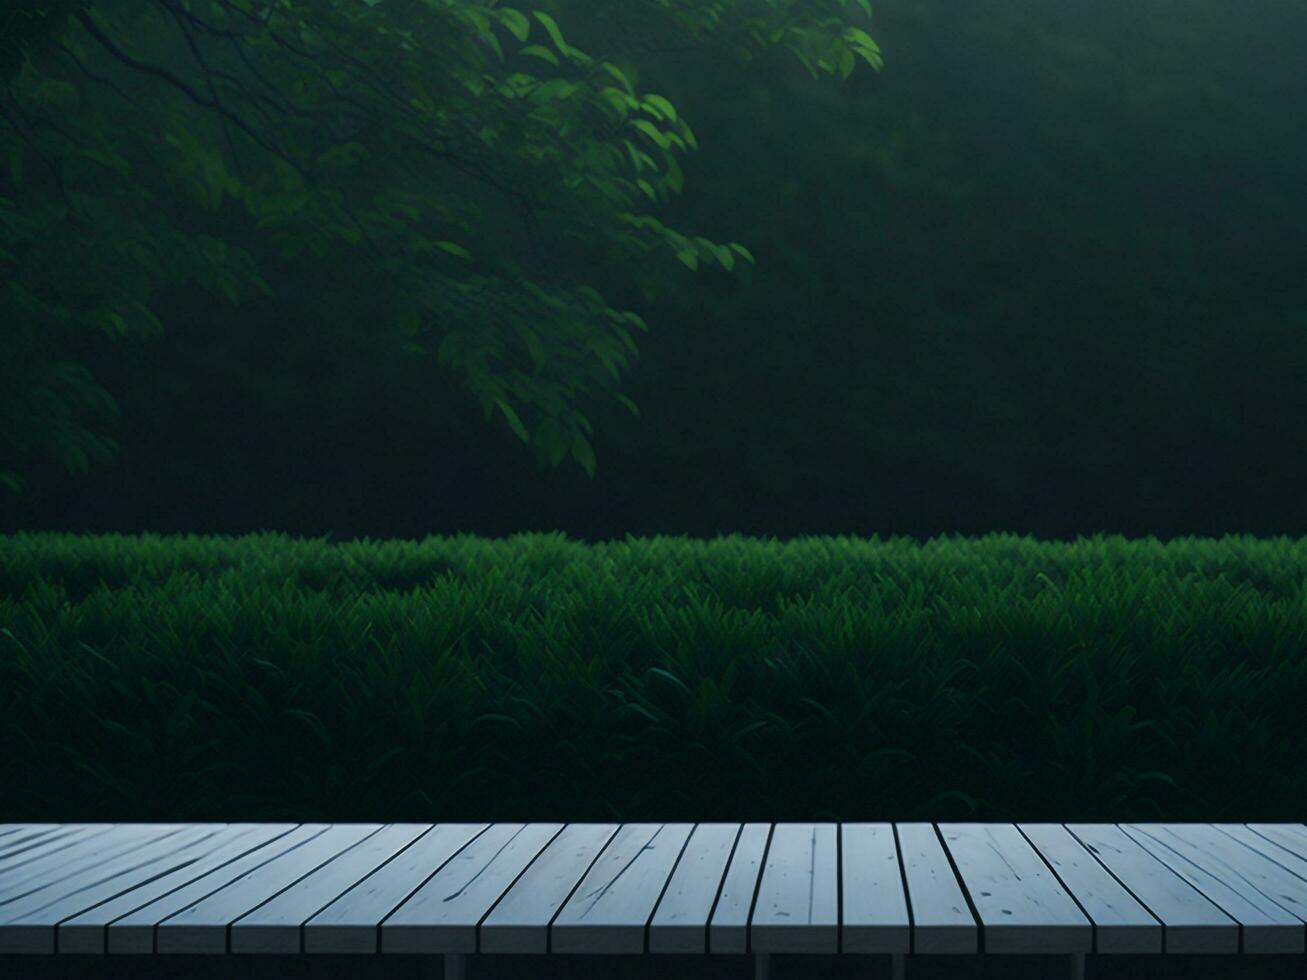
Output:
[158, 0, 249, 184]
[73, 8, 308, 182]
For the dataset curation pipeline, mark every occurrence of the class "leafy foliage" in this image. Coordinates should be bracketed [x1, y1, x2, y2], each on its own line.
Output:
[3, 530, 1305, 820]
[0, 0, 882, 491]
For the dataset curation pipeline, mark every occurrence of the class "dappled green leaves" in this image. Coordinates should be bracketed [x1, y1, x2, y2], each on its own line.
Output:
[1, 0, 881, 492]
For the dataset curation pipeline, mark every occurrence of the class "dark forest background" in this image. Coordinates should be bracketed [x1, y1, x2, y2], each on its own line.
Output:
[3, 0, 1305, 543]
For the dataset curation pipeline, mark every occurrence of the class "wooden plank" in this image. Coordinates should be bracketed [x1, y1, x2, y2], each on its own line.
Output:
[1214, 825, 1307, 881]
[938, 823, 1090, 954]
[0, 825, 224, 915]
[841, 823, 909, 954]
[1247, 824, 1307, 863]
[11, 820, 1301, 962]
[648, 823, 739, 953]
[750, 822, 839, 954]
[106, 824, 328, 954]
[0, 825, 186, 903]
[0, 825, 114, 871]
[1122, 824, 1306, 953]
[303, 823, 485, 954]
[1256, 824, 1307, 846]
[551, 823, 695, 954]
[58, 825, 297, 954]
[708, 822, 771, 954]
[897, 823, 976, 953]
[232, 823, 432, 953]
[0, 826, 62, 855]
[1066, 824, 1237, 953]
[382, 823, 564, 954]
[0, 825, 229, 953]
[154, 824, 381, 953]
[1019, 823, 1160, 953]
[478, 823, 619, 954]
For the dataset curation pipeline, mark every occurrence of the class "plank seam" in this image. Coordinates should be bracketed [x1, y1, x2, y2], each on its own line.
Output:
[52, 854, 210, 954]
[835, 823, 843, 956]
[152, 825, 328, 954]
[376, 824, 493, 953]
[1063, 824, 1172, 954]
[544, 823, 621, 955]
[1211, 824, 1307, 886]
[472, 822, 567, 953]
[226, 824, 387, 954]
[294, 824, 430, 954]
[890, 823, 915, 955]
[1120, 825, 1247, 954]
[1013, 824, 1098, 954]
[932, 823, 984, 954]
[703, 824, 745, 954]
[96, 824, 302, 954]
[744, 823, 777, 955]
[645, 823, 698, 953]
[1242, 825, 1307, 868]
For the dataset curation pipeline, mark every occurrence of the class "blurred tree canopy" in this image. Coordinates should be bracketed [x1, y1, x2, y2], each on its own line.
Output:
[0, 1, 90, 83]
[6, 0, 1302, 542]
[0, 0, 883, 493]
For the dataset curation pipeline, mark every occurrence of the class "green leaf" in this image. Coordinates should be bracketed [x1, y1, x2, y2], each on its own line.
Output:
[434, 240, 473, 260]
[623, 139, 655, 172]
[642, 94, 677, 122]
[636, 178, 656, 201]
[533, 416, 570, 466]
[842, 27, 880, 54]
[498, 7, 530, 42]
[631, 119, 669, 150]
[521, 328, 546, 370]
[122, 301, 163, 335]
[614, 393, 641, 418]
[664, 155, 684, 193]
[519, 44, 558, 66]
[838, 46, 856, 79]
[674, 247, 698, 271]
[599, 61, 633, 93]
[598, 87, 633, 121]
[496, 398, 530, 441]
[480, 28, 503, 60]
[612, 326, 638, 355]
[530, 78, 581, 103]
[532, 10, 572, 57]
[570, 433, 596, 477]
[728, 242, 755, 264]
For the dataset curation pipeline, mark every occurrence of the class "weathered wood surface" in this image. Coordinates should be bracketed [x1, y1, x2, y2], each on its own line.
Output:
[939, 823, 1091, 954]
[749, 823, 839, 954]
[1, 822, 1304, 957]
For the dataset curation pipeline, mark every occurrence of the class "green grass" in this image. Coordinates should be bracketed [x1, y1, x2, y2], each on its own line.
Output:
[1, 530, 1304, 823]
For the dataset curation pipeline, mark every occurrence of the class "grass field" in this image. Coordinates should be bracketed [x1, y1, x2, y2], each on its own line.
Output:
[1, 531, 1305, 824]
